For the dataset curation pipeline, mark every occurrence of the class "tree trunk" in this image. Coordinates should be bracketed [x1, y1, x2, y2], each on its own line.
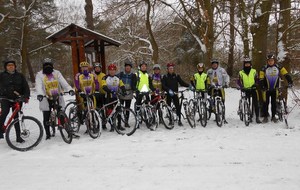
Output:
[251, 0, 274, 71]
[227, 0, 235, 77]
[144, 0, 159, 64]
[85, 0, 94, 30]
[238, 0, 250, 57]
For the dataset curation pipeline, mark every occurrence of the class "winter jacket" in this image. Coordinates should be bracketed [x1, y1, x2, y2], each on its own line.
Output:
[0, 71, 30, 100]
[35, 69, 73, 111]
[117, 71, 137, 100]
[207, 66, 230, 87]
[162, 73, 189, 92]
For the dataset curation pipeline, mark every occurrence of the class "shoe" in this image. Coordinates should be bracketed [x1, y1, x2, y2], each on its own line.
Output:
[0, 133, 3, 139]
[16, 137, 25, 143]
[224, 119, 228, 124]
[125, 123, 130, 128]
[117, 124, 125, 131]
[178, 121, 183, 126]
[256, 118, 262, 124]
[102, 125, 107, 130]
[262, 117, 268, 123]
[271, 117, 278, 123]
[46, 135, 51, 140]
[109, 126, 114, 132]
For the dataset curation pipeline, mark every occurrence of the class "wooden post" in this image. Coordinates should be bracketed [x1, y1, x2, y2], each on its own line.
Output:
[100, 40, 106, 73]
[78, 38, 86, 63]
[71, 40, 79, 77]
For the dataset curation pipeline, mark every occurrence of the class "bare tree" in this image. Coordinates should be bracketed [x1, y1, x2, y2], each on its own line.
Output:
[85, 0, 94, 30]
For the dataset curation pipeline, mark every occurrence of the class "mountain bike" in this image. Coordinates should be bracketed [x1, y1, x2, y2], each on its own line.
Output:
[150, 92, 174, 130]
[237, 87, 255, 126]
[98, 96, 137, 135]
[0, 97, 43, 151]
[209, 85, 225, 127]
[134, 92, 158, 131]
[41, 93, 74, 143]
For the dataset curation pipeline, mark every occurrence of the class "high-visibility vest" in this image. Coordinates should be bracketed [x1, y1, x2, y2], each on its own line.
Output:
[136, 71, 150, 92]
[193, 73, 207, 90]
[239, 69, 256, 88]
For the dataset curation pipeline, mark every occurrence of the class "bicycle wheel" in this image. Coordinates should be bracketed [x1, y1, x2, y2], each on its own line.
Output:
[6, 116, 43, 152]
[206, 99, 212, 120]
[184, 99, 196, 128]
[58, 112, 73, 144]
[238, 99, 243, 121]
[113, 107, 137, 136]
[199, 101, 207, 127]
[69, 106, 81, 133]
[64, 101, 77, 116]
[86, 110, 101, 139]
[244, 101, 251, 126]
[215, 100, 223, 127]
[144, 105, 158, 130]
[160, 103, 175, 129]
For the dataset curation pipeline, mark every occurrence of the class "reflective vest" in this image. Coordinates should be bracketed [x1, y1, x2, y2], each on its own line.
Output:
[239, 69, 256, 88]
[43, 74, 59, 97]
[137, 71, 150, 92]
[193, 72, 207, 90]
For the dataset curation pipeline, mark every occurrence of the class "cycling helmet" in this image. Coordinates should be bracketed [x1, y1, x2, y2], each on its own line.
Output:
[153, 64, 161, 70]
[124, 59, 133, 67]
[93, 62, 102, 68]
[167, 62, 175, 68]
[197, 62, 205, 69]
[108, 63, 117, 70]
[80, 61, 90, 67]
[43, 58, 53, 66]
[139, 61, 147, 67]
[267, 53, 276, 60]
[243, 57, 252, 64]
[211, 59, 219, 64]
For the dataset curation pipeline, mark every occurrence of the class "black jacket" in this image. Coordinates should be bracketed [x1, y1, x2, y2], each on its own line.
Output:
[0, 71, 30, 100]
[162, 73, 189, 92]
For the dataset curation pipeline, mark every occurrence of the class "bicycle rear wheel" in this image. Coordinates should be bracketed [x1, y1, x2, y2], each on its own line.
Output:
[86, 110, 101, 139]
[113, 107, 137, 135]
[184, 99, 196, 128]
[69, 106, 81, 133]
[160, 104, 175, 129]
[58, 112, 73, 144]
[199, 101, 207, 127]
[244, 101, 251, 126]
[6, 116, 43, 151]
[215, 100, 223, 127]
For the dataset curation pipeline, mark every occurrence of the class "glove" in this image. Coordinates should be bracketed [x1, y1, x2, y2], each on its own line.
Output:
[79, 92, 86, 98]
[251, 84, 257, 89]
[168, 89, 174, 97]
[94, 91, 100, 95]
[288, 83, 293, 88]
[37, 95, 43, 102]
[69, 90, 75, 96]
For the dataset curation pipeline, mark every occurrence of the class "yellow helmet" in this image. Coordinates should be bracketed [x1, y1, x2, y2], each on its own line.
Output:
[80, 61, 89, 67]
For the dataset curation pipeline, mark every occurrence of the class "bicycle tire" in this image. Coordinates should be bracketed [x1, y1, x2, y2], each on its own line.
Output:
[160, 104, 175, 129]
[238, 99, 243, 121]
[6, 116, 43, 152]
[86, 110, 101, 139]
[244, 100, 250, 126]
[185, 99, 196, 128]
[282, 100, 289, 127]
[144, 105, 158, 130]
[58, 112, 73, 144]
[206, 99, 212, 120]
[113, 107, 137, 136]
[199, 101, 207, 127]
[215, 100, 223, 127]
[69, 106, 81, 133]
[65, 101, 77, 116]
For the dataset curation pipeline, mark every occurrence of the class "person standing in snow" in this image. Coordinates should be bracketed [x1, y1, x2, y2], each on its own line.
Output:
[150, 64, 163, 104]
[206, 59, 230, 123]
[259, 53, 293, 123]
[35, 58, 74, 140]
[237, 57, 261, 124]
[92, 62, 106, 109]
[162, 63, 190, 126]
[190, 62, 209, 100]
[0, 60, 30, 142]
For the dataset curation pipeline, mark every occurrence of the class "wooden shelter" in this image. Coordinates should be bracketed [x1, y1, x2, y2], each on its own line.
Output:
[46, 23, 121, 75]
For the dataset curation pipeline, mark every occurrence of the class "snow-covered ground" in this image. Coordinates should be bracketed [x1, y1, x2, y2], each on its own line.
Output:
[0, 88, 300, 190]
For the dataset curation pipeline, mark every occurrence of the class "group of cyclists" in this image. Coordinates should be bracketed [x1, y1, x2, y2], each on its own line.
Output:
[0, 52, 293, 142]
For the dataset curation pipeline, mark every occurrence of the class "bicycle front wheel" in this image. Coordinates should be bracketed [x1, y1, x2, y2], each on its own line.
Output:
[215, 100, 224, 127]
[6, 116, 43, 152]
[86, 110, 101, 139]
[58, 112, 73, 144]
[244, 101, 251, 126]
[199, 101, 207, 127]
[185, 99, 196, 128]
[160, 104, 175, 129]
[113, 107, 137, 136]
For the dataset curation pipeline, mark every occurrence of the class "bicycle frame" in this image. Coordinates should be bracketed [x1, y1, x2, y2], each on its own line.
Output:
[1, 99, 23, 131]
[98, 99, 120, 122]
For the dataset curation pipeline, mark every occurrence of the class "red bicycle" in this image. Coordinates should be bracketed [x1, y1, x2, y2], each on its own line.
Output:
[0, 97, 43, 151]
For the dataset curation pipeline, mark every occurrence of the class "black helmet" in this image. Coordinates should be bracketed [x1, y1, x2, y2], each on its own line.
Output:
[43, 58, 53, 66]
[124, 59, 133, 67]
[243, 57, 251, 63]
[267, 53, 276, 60]
[211, 59, 219, 64]
[139, 61, 148, 67]
[93, 62, 102, 68]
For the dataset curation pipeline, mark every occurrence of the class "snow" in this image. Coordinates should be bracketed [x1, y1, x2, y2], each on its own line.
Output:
[1, 88, 300, 190]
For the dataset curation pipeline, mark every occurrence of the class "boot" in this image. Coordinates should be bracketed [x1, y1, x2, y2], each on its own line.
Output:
[45, 135, 51, 140]
[271, 117, 278, 123]
[109, 125, 114, 132]
[117, 123, 125, 131]
[262, 117, 268, 123]
[0, 132, 4, 139]
[256, 117, 262, 124]
[16, 137, 25, 143]
[102, 124, 107, 130]
[178, 120, 183, 126]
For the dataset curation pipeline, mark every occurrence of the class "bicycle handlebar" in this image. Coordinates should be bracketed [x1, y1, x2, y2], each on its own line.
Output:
[0, 96, 28, 103]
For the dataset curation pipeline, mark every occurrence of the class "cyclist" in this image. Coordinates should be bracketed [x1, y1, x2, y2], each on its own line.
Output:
[207, 59, 230, 123]
[259, 53, 293, 123]
[93, 62, 106, 109]
[135, 61, 154, 114]
[0, 60, 30, 141]
[36, 58, 74, 140]
[102, 63, 126, 132]
[237, 57, 261, 124]
[162, 63, 189, 126]
[117, 59, 137, 127]
[151, 64, 163, 104]
[190, 62, 209, 100]
[74, 61, 100, 125]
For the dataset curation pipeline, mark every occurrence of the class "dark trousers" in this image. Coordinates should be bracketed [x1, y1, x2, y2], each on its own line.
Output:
[135, 93, 150, 111]
[0, 100, 21, 138]
[95, 93, 105, 109]
[118, 99, 132, 124]
[166, 95, 181, 121]
[42, 99, 58, 137]
[263, 90, 277, 118]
